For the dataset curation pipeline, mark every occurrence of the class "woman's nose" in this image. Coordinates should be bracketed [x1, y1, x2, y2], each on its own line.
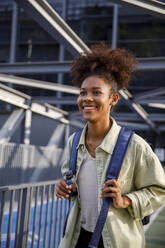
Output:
[83, 93, 93, 101]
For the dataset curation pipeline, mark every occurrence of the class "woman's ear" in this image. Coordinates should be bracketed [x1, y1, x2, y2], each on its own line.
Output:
[110, 93, 119, 107]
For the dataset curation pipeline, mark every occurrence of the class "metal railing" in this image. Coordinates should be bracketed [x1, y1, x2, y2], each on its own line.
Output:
[0, 180, 72, 248]
[0, 142, 63, 186]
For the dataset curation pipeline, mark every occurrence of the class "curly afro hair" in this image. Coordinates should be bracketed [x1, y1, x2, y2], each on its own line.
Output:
[70, 43, 138, 91]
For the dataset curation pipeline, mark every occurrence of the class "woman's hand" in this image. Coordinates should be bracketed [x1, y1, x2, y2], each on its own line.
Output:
[55, 178, 77, 199]
[100, 179, 132, 208]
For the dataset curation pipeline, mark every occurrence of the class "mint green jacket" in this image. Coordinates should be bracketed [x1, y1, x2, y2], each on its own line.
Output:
[59, 119, 165, 248]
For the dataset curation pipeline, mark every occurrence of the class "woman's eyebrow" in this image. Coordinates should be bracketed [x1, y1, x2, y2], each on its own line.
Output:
[80, 87, 102, 90]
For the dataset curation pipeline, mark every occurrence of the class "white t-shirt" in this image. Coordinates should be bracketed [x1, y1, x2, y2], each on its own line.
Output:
[77, 148, 98, 232]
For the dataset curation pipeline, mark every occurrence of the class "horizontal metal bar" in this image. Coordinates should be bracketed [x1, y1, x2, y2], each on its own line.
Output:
[134, 87, 165, 101]
[0, 83, 71, 124]
[137, 98, 165, 104]
[31, 102, 65, 120]
[44, 103, 68, 115]
[148, 103, 165, 109]
[0, 90, 84, 129]
[117, 121, 151, 130]
[0, 57, 165, 74]
[0, 74, 158, 130]
[39, 96, 165, 106]
[158, 125, 165, 131]
[106, 0, 165, 19]
[0, 89, 68, 123]
[138, 57, 165, 71]
[113, 112, 165, 122]
[0, 82, 30, 99]
[70, 115, 164, 131]
[117, 121, 165, 131]
[0, 88, 29, 109]
[0, 73, 80, 95]
[0, 180, 59, 192]
[15, 0, 90, 56]
[0, 61, 71, 74]
[32, 96, 77, 105]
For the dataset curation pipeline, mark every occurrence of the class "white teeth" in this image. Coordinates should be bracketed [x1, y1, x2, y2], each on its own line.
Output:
[84, 106, 95, 110]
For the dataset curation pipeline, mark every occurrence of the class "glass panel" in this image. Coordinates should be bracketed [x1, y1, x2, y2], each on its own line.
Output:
[0, 2, 12, 63]
[118, 6, 165, 57]
[67, 0, 113, 46]
[130, 70, 165, 92]
[16, 9, 60, 62]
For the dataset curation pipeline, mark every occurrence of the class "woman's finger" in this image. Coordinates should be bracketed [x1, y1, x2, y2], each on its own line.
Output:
[102, 186, 120, 194]
[101, 192, 117, 199]
[59, 183, 71, 194]
[57, 179, 71, 194]
[56, 192, 69, 199]
[56, 188, 69, 198]
[103, 179, 118, 188]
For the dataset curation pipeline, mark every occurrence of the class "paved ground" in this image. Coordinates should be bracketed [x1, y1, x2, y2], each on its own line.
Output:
[145, 206, 165, 248]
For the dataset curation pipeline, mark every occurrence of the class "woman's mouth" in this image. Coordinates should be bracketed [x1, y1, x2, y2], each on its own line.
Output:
[82, 105, 98, 112]
[83, 106, 96, 110]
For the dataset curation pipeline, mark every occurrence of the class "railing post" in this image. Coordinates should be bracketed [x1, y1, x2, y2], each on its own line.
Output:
[17, 187, 31, 248]
[0, 191, 5, 245]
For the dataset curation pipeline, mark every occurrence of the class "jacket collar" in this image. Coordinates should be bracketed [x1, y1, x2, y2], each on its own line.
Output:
[77, 118, 121, 155]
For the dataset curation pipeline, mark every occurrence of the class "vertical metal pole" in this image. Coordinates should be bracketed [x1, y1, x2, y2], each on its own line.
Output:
[26, 187, 33, 248]
[112, 4, 119, 49]
[43, 185, 51, 248]
[48, 185, 55, 248]
[31, 187, 39, 248]
[14, 189, 23, 248]
[61, 199, 67, 237]
[24, 109, 32, 145]
[18, 187, 31, 248]
[57, 0, 68, 108]
[7, 1, 18, 111]
[53, 198, 58, 248]
[37, 186, 45, 248]
[9, 2, 18, 64]
[65, 124, 70, 147]
[7, 190, 15, 247]
[0, 191, 5, 245]
[56, 199, 62, 247]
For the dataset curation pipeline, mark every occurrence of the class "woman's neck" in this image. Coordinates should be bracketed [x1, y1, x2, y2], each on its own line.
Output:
[87, 118, 112, 140]
[85, 118, 112, 157]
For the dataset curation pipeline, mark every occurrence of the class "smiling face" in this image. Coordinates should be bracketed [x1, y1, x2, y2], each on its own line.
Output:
[77, 75, 119, 123]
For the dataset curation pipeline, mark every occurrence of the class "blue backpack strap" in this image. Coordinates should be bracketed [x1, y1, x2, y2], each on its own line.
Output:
[66, 129, 83, 186]
[63, 129, 83, 237]
[88, 127, 133, 248]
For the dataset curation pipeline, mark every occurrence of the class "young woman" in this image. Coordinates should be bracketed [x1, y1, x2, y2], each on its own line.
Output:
[56, 44, 165, 248]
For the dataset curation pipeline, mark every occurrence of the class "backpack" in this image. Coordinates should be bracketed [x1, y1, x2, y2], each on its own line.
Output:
[65, 127, 149, 247]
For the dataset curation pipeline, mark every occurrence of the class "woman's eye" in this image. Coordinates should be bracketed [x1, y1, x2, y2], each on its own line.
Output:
[80, 91, 86, 96]
[93, 91, 101, 95]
